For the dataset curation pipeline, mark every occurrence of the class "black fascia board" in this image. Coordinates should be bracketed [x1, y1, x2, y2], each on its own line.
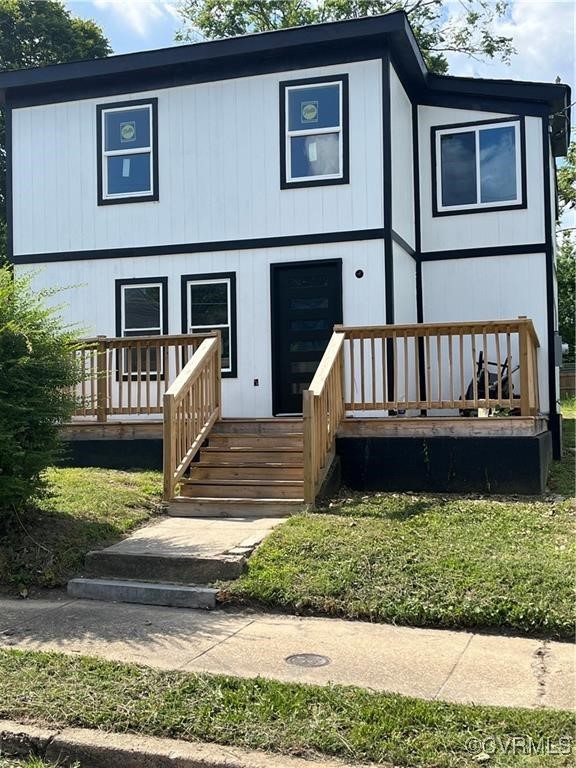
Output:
[0, 12, 424, 101]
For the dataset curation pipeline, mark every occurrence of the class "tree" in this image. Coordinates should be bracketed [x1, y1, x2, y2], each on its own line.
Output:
[0, 0, 111, 262]
[176, 0, 515, 74]
[556, 139, 575, 362]
[557, 140, 576, 219]
[557, 233, 575, 362]
[0, 267, 83, 524]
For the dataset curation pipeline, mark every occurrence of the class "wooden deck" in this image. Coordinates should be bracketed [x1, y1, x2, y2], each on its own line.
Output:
[62, 415, 547, 442]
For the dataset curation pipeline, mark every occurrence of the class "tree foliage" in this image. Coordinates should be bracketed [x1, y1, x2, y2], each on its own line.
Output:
[0, 0, 111, 261]
[557, 233, 575, 362]
[176, 0, 515, 74]
[0, 268, 83, 523]
[557, 140, 576, 219]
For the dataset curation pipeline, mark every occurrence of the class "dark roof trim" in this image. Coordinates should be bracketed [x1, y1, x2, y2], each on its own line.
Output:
[0, 10, 570, 154]
[0, 12, 424, 98]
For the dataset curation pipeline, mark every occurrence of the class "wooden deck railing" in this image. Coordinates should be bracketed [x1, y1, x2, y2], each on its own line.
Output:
[163, 335, 221, 501]
[338, 317, 540, 416]
[302, 317, 540, 505]
[73, 332, 217, 421]
[303, 331, 346, 504]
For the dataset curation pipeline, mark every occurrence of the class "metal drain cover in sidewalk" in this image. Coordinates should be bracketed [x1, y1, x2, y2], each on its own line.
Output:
[285, 653, 331, 668]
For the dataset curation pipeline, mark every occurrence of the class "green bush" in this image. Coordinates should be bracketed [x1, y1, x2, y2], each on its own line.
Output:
[0, 267, 82, 523]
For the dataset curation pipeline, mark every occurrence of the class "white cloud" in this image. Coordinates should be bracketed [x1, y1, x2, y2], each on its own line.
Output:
[91, 0, 180, 38]
[446, 0, 575, 88]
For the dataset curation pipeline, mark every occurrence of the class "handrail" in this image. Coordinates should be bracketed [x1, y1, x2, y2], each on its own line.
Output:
[303, 331, 346, 505]
[337, 317, 540, 416]
[73, 331, 217, 421]
[163, 335, 221, 501]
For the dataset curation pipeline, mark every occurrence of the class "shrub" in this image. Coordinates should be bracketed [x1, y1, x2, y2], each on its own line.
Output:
[0, 267, 82, 523]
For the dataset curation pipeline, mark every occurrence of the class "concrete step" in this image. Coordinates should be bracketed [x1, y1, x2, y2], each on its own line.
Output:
[212, 418, 303, 435]
[200, 448, 303, 465]
[68, 578, 218, 609]
[181, 479, 304, 500]
[207, 434, 303, 449]
[190, 464, 304, 481]
[85, 549, 245, 583]
[168, 497, 306, 517]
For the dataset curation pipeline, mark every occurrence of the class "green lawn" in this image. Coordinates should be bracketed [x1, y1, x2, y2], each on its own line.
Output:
[225, 411, 576, 639]
[0, 648, 573, 768]
[548, 398, 576, 496]
[0, 468, 163, 592]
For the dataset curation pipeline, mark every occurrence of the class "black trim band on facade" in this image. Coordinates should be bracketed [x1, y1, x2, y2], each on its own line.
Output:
[279, 73, 350, 190]
[411, 100, 426, 410]
[391, 229, 416, 258]
[96, 98, 159, 206]
[541, 117, 561, 459]
[382, 54, 395, 400]
[180, 271, 238, 379]
[419, 242, 548, 262]
[431, 116, 527, 218]
[11, 228, 385, 265]
[4, 103, 13, 265]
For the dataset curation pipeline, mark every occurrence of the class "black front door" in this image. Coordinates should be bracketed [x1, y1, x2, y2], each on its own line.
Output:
[271, 260, 342, 415]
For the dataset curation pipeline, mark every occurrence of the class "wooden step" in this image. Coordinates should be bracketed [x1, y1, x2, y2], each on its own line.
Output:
[207, 434, 303, 450]
[168, 497, 306, 518]
[190, 464, 304, 481]
[211, 419, 303, 435]
[200, 449, 303, 465]
[181, 479, 304, 499]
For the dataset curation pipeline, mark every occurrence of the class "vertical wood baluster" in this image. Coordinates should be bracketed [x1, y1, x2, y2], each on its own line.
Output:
[471, 333, 478, 408]
[482, 330, 489, 409]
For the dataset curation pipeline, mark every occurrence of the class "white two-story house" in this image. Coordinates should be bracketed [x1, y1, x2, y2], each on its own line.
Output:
[1, 11, 571, 502]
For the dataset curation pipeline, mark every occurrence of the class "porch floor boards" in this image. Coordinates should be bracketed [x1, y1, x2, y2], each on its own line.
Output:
[63, 415, 547, 441]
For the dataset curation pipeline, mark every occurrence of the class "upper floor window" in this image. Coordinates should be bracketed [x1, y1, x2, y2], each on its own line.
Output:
[432, 118, 525, 216]
[181, 273, 237, 377]
[280, 75, 349, 189]
[97, 99, 158, 205]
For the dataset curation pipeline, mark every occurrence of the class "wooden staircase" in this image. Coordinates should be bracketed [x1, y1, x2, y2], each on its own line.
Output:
[169, 418, 306, 517]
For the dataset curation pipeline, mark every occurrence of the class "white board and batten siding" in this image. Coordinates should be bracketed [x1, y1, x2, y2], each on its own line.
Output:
[390, 64, 415, 250]
[418, 107, 546, 252]
[11, 60, 383, 257]
[25, 240, 387, 418]
[422, 253, 550, 412]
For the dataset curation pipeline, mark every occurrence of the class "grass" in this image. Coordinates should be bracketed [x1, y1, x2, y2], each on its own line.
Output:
[548, 397, 576, 496]
[0, 468, 163, 592]
[225, 407, 576, 639]
[0, 648, 574, 768]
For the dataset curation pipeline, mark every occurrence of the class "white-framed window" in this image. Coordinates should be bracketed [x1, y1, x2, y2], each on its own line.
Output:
[98, 99, 158, 204]
[280, 75, 349, 188]
[182, 273, 237, 377]
[433, 118, 524, 215]
[116, 277, 167, 377]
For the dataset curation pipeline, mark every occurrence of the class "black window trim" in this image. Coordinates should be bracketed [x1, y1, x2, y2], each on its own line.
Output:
[431, 115, 527, 217]
[180, 271, 238, 379]
[279, 73, 349, 190]
[97, 97, 159, 206]
[115, 275, 168, 381]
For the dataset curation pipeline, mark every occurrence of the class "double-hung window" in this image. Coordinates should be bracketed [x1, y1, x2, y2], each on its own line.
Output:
[280, 75, 349, 188]
[182, 273, 237, 377]
[433, 118, 524, 215]
[116, 277, 168, 377]
[98, 99, 158, 204]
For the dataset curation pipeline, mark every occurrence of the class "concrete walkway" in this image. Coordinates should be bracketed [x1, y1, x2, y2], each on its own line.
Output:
[0, 596, 573, 711]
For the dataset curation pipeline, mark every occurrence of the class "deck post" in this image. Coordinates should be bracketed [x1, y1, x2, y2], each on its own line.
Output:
[163, 392, 176, 501]
[96, 335, 108, 423]
[518, 317, 530, 417]
[303, 390, 316, 506]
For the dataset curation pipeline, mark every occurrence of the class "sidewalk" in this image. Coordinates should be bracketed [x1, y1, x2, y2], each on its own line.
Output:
[0, 596, 573, 711]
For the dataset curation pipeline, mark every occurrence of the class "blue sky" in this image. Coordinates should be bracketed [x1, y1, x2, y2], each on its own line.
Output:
[65, 1, 574, 87]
